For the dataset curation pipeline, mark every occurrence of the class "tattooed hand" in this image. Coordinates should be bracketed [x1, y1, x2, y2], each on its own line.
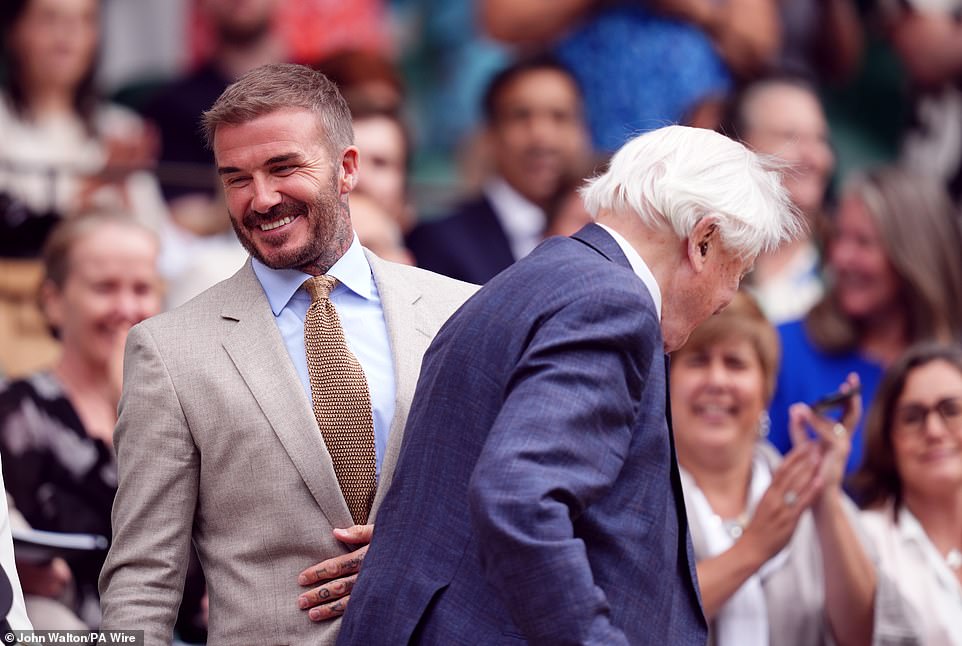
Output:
[297, 524, 373, 621]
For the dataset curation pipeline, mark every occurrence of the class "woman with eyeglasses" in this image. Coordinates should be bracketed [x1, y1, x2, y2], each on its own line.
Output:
[850, 342, 962, 645]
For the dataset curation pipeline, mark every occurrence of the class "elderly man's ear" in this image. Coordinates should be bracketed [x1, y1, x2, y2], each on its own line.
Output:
[687, 218, 719, 272]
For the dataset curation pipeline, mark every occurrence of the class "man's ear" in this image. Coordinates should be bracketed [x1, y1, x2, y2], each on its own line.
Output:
[338, 146, 360, 195]
[687, 217, 719, 273]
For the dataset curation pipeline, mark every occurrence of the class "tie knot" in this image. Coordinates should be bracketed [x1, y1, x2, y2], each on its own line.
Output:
[305, 275, 338, 302]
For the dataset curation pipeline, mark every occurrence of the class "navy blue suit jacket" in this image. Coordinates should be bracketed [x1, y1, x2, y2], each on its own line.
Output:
[338, 224, 707, 645]
[406, 195, 516, 284]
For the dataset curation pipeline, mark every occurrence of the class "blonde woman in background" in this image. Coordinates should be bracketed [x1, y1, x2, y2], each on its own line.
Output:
[769, 166, 962, 476]
[0, 213, 162, 628]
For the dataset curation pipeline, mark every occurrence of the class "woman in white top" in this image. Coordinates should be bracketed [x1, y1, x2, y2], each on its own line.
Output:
[0, 0, 167, 256]
[671, 291, 920, 645]
[851, 342, 962, 646]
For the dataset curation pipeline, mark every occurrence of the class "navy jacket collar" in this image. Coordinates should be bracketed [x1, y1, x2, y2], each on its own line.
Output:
[570, 223, 632, 272]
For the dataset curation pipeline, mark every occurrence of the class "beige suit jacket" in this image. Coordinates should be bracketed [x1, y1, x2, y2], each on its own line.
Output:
[99, 252, 476, 645]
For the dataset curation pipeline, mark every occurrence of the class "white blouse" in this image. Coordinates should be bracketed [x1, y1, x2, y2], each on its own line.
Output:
[860, 504, 961, 646]
[0, 97, 167, 231]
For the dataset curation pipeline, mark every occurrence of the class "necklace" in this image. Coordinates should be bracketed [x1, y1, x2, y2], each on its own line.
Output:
[947, 548, 962, 571]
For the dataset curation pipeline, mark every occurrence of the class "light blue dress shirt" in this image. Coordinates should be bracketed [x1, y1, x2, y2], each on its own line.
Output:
[251, 235, 396, 475]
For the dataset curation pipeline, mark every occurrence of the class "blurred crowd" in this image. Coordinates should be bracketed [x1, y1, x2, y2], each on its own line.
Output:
[0, 0, 961, 644]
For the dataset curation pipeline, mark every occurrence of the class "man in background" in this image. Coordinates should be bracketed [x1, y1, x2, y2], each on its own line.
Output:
[406, 54, 590, 284]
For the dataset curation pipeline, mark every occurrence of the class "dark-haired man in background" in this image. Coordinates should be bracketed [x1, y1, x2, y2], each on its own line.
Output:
[406, 55, 590, 284]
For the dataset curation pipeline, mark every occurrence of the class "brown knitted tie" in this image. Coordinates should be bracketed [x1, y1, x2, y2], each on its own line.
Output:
[304, 275, 376, 525]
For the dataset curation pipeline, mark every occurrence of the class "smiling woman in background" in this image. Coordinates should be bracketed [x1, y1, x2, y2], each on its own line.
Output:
[768, 166, 962, 476]
[851, 342, 962, 646]
[0, 212, 162, 628]
[672, 291, 920, 645]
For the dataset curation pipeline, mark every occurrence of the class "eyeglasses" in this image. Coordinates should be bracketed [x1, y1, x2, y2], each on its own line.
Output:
[893, 397, 962, 438]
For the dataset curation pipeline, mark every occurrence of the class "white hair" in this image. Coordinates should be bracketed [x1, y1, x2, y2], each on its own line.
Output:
[580, 125, 801, 258]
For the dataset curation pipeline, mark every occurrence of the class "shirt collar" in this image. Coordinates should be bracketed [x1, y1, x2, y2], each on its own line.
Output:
[596, 223, 662, 318]
[483, 176, 546, 240]
[252, 234, 373, 315]
[896, 505, 927, 543]
[895, 505, 962, 588]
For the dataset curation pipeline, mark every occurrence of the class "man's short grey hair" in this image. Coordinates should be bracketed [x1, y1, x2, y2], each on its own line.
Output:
[201, 63, 354, 153]
[580, 125, 801, 258]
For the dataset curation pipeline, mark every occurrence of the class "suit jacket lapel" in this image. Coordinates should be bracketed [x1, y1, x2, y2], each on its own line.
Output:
[364, 251, 434, 519]
[220, 261, 353, 528]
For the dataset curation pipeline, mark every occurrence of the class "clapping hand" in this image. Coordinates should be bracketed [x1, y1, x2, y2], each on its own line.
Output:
[789, 373, 861, 494]
[740, 442, 820, 562]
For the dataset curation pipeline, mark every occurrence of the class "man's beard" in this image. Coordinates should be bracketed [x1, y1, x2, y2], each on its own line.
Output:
[231, 183, 343, 271]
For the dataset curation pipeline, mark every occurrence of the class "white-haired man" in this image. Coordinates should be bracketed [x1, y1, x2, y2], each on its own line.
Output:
[337, 125, 800, 645]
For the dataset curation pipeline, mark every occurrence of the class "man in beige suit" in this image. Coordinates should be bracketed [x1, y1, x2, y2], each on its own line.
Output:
[99, 64, 475, 644]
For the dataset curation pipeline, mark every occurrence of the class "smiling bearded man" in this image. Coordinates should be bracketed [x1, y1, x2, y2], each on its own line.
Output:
[98, 63, 476, 645]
